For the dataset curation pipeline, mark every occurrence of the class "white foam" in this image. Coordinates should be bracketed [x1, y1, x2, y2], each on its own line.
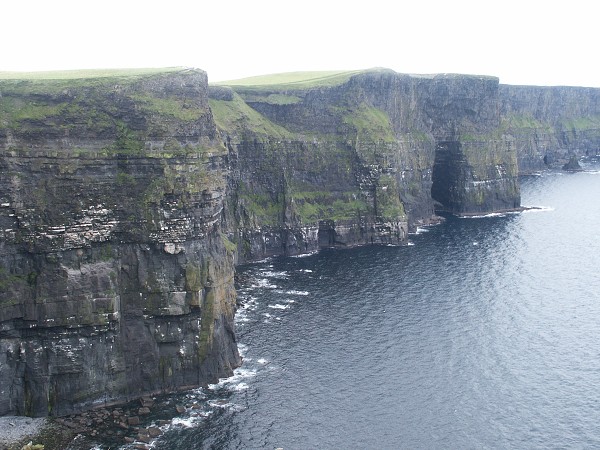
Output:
[253, 257, 273, 263]
[208, 400, 233, 408]
[291, 250, 319, 258]
[285, 290, 309, 296]
[239, 297, 259, 310]
[268, 303, 289, 310]
[237, 343, 249, 358]
[522, 206, 554, 213]
[284, 299, 296, 304]
[208, 367, 257, 390]
[239, 302, 258, 312]
[260, 270, 289, 279]
[172, 416, 199, 428]
[236, 315, 251, 323]
[300, 269, 314, 273]
[461, 212, 507, 219]
[251, 278, 279, 289]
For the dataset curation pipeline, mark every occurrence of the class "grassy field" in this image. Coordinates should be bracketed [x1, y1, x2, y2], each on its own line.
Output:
[212, 69, 373, 90]
[0, 67, 189, 80]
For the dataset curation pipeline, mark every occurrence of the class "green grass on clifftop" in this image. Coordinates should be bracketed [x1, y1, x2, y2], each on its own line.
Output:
[209, 93, 293, 137]
[212, 70, 366, 90]
[0, 67, 186, 80]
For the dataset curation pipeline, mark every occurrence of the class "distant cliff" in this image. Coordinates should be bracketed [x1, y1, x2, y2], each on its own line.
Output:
[499, 85, 600, 172]
[212, 70, 522, 261]
[1, 67, 599, 416]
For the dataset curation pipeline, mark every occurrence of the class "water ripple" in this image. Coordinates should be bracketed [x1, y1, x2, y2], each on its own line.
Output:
[150, 167, 600, 450]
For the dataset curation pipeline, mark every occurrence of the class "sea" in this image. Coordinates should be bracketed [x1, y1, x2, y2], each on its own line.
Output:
[84, 161, 600, 449]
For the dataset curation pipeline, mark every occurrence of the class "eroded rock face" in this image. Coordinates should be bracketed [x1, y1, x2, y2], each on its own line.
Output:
[2, 67, 599, 416]
[0, 69, 240, 416]
[213, 70, 520, 246]
[499, 85, 600, 172]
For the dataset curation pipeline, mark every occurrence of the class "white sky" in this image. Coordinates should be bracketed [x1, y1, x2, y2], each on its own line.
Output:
[1, 0, 597, 87]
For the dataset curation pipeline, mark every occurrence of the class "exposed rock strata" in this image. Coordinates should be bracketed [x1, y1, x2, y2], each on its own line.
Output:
[0, 69, 240, 416]
[499, 85, 600, 172]
[213, 70, 520, 250]
[1, 67, 599, 417]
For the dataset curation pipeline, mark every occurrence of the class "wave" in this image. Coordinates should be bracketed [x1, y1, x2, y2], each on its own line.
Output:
[260, 270, 289, 279]
[208, 367, 257, 391]
[268, 303, 290, 310]
[460, 212, 509, 219]
[250, 278, 279, 289]
[171, 415, 204, 428]
[285, 290, 309, 296]
[291, 250, 319, 258]
[237, 343, 249, 358]
[521, 206, 554, 213]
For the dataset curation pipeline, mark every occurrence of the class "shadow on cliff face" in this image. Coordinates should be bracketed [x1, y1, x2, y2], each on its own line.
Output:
[431, 140, 464, 212]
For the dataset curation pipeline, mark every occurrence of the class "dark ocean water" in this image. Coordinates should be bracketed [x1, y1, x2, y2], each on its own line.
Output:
[102, 163, 600, 449]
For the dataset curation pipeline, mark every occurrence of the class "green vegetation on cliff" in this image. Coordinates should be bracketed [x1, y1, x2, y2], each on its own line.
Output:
[561, 115, 600, 132]
[339, 103, 396, 142]
[0, 67, 185, 80]
[209, 93, 293, 137]
[291, 190, 370, 222]
[212, 70, 365, 90]
[0, 67, 223, 160]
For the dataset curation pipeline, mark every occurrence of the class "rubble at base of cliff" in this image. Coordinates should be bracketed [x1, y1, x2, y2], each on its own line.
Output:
[0, 396, 195, 450]
[51, 397, 168, 449]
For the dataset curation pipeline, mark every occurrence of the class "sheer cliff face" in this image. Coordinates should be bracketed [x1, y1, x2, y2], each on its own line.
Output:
[0, 70, 240, 416]
[499, 85, 600, 172]
[2, 68, 597, 417]
[212, 70, 520, 257]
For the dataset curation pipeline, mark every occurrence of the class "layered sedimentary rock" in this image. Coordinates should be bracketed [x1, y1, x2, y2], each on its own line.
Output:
[499, 85, 600, 172]
[213, 70, 521, 258]
[0, 69, 240, 416]
[2, 67, 599, 417]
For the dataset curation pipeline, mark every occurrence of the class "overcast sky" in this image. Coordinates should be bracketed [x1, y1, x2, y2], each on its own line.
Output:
[2, 0, 597, 87]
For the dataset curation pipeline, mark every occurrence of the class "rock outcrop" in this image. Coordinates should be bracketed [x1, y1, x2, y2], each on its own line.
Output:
[212, 70, 521, 258]
[499, 85, 600, 172]
[0, 69, 240, 416]
[1, 67, 599, 417]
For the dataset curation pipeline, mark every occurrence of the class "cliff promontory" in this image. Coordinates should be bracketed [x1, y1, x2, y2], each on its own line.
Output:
[0, 68, 240, 416]
[213, 69, 521, 261]
[1, 67, 599, 417]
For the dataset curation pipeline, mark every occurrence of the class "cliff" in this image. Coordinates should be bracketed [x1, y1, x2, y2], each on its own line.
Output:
[1, 67, 599, 417]
[0, 68, 240, 416]
[212, 69, 520, 260]
[499, 85, 600, 172]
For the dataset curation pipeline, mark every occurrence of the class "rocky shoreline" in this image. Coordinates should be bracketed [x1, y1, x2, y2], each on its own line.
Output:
[454, 206, 543, 218]
[0, 395, 192, 450]
[0, 417, 48, 450]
